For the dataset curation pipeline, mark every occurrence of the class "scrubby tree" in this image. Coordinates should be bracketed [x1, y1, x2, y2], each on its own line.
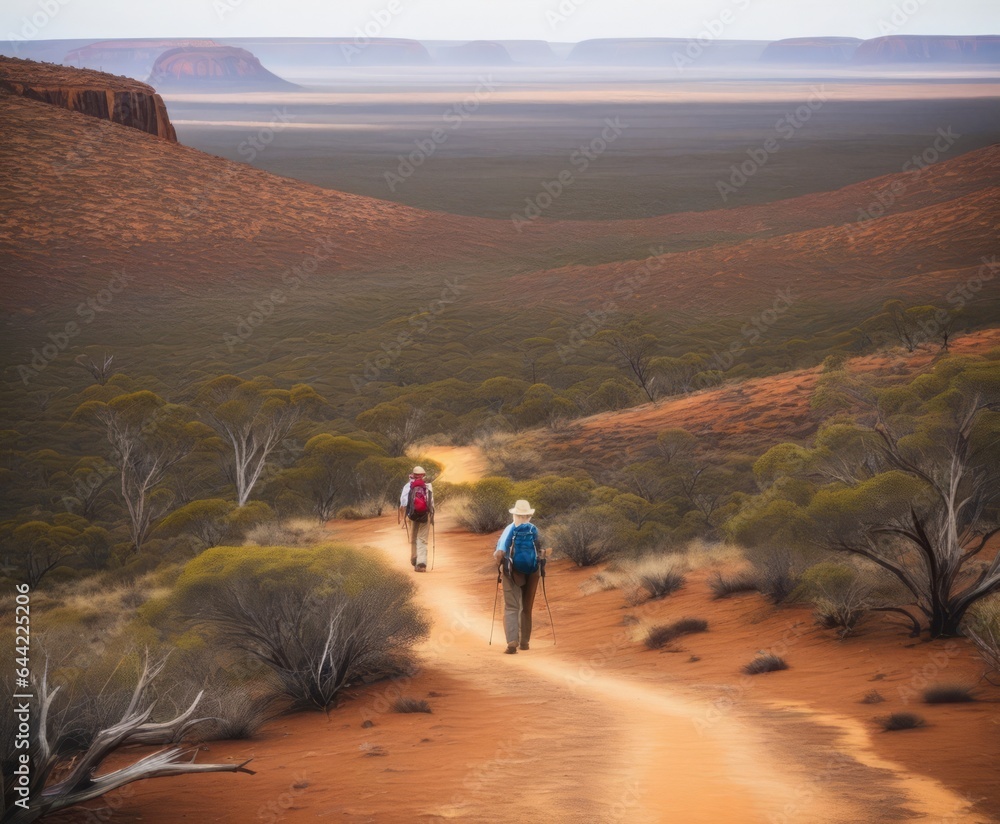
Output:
[195, 376, 323, 506]
[734, 356, 1000, 637]
[282, 435, 381, 522]
[598, 320, 660, 402]
[76, 391, 198, 554]
[159, 544, 429, 710]
[0, 520, 77, 587]
[356, 402, 424, 457]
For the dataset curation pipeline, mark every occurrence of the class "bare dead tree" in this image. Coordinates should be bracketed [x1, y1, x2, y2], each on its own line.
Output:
[74, 353, 115, 386]
[2, 655, 253, 823]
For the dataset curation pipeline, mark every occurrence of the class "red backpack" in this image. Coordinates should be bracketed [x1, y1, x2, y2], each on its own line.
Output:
[406, 476, 430, 522]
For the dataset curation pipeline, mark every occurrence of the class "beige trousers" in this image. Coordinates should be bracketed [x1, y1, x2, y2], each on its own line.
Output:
[502, 570, 540, 646]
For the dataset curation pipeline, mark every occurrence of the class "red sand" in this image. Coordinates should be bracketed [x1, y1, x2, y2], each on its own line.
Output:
[104, 446, 998, 823]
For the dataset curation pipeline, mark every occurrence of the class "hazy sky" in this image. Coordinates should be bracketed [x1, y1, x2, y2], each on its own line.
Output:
[3, 0, 998, 43]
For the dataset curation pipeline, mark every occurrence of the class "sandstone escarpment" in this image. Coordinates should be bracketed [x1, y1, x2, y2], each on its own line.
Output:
[854, 35, 1000, 64]
[0, 55, 176, 141]
[64, 39, 220, 81]
[148, 46, 296, 91]
[760, 37, 862, 64]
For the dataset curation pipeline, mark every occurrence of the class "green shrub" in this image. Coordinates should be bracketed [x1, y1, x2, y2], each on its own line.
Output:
[158, 544, 429, 710]
[456, 477, 515, 533]
[550, 507, 625, 567]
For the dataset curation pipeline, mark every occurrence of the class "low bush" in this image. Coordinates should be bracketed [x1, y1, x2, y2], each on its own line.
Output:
[640, 569, 686, 601]
[745, 547, 806, 605]
[551, 507, 624, 567]
[796, 562, 875, 638]
[743, 654, 789, 675]
[860, 690, 885, 705]
[455, 477, 515, 534]
[197, 686, 282, 740]
[878, 712, 925, 731]
[709, 570, 759, 599]
[922, 684, 976, 704]
[157, 544, 429, 710]
[645, 617, 708, 650]
[393, 697, 432, 714]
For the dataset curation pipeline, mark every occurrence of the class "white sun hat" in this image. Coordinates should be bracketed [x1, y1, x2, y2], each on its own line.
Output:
[509, 499, 535, 515]
[412, 466, 426, 475]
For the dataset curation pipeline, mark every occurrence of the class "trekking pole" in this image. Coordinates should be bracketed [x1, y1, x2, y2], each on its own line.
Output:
[489, 564, 502, 645]
[540, 557, 556, 645]
[431, 518, 436, 571]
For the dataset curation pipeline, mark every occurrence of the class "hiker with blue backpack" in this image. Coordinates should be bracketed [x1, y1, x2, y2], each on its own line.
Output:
[492, 499, 552, 654]
[400, 466, 434, 572]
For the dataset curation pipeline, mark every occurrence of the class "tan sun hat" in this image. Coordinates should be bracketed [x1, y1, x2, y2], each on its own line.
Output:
[412, 466, 426, 475]
[509, 499, 535, 516]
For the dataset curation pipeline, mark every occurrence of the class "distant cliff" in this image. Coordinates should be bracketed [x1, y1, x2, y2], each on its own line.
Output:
[854, 35, 1000, 64]
[148, 46, 297, 91]
[0, 55, 176, 141]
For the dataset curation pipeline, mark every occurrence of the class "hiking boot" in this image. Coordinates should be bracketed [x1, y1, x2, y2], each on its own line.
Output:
[504, 643, 518, 654]
[415, 563, 427, 572]
[410, 558, 417, 567]
[519, 642, 529, 650]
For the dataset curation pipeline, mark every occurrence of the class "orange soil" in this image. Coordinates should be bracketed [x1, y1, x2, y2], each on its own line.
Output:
[531, 328, 1000, 465]
[102, 448, 998, 824]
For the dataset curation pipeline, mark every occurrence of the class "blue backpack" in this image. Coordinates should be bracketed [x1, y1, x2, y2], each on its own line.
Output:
[506, 523, 539, 576]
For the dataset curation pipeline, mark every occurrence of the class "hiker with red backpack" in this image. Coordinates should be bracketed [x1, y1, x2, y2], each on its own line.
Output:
[492, 499, 552, 654]
[399, 466, 434, 572]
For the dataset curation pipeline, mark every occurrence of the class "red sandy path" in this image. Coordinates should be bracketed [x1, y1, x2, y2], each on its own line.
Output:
[105, 446, 997, 823]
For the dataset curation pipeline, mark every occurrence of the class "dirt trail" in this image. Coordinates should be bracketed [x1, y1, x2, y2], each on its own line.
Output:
[350, 445, 990, 824]
[118, 446, 993, 823]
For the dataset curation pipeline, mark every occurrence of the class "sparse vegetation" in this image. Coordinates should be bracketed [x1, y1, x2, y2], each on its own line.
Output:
[155, 544, 429, 711]
[645, 617, 708, 650]
[393, 697, 432, 714]
[709, 570, 759, 599]
[923, 685, 976, 704]
[640, 568, 687, 601]
[860, 690, 886, 704]
[743, 654, 789, 675]
[878, 712, 926, 731]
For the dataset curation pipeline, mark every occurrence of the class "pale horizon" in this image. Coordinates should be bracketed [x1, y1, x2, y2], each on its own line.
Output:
[3, 0, 999, 44]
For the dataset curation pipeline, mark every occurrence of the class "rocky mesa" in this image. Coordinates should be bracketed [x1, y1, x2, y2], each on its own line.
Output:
[0, 55, 176, 141]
